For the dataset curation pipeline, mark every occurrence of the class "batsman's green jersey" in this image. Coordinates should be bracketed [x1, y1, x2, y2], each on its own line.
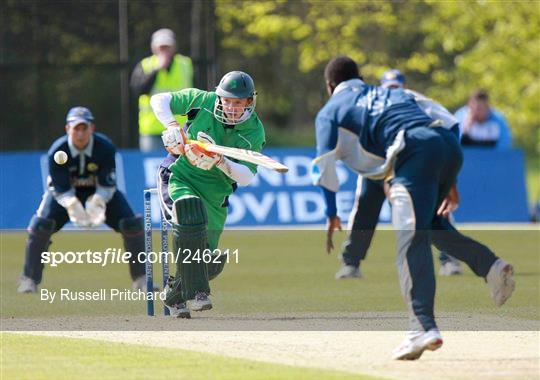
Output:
[167, 88, 265, 248]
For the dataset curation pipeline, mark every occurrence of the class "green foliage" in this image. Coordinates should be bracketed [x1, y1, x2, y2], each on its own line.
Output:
[419, 1, 540, 151]
[2, 230, 538, 319]
[216, 0, 540, 152]
[2, 0, 538, 152]
[1, 0, 194, 150]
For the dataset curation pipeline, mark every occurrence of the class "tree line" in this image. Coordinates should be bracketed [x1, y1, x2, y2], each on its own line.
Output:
[1, 0, 538, 152]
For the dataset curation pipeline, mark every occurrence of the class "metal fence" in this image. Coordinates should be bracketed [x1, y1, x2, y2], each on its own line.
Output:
[0, 0, 216, 151]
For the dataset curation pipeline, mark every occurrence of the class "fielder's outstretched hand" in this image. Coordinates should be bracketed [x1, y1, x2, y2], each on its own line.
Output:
[437, 184, 460, 217]
[326, 216, 342, 254]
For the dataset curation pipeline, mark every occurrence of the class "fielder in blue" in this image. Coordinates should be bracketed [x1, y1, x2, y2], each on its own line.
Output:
[312, 56, 515, 360]
[17, 107, 147, 293]
[336, 69, 463, 279]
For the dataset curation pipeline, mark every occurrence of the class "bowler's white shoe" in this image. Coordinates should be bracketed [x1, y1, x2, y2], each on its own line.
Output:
[335, 265, 362, 279]
[189, 292, 212, 311]
[392, 329, 443, 360]
[438, 260, 463, 276]
[486, 259, 515, 307]
[17, 276, 37, 293]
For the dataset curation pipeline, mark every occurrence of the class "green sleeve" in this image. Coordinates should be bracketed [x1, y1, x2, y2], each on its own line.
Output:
[234, 118, 266, 173]
[169, 88, 213, 115]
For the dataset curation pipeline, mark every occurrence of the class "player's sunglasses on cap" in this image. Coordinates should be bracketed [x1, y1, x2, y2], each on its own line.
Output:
[66, 106, 94, 127]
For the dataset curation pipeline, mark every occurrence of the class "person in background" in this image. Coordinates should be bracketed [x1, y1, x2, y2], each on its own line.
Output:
[455, 89, 512, 149]
[130, 28, 193, 152]
[18, 107, 147, 293]
[379, 68, 406, 89]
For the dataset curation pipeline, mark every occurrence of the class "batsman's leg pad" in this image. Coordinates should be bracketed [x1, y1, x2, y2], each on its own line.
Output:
[172, 195, 207, 226]
[119, 216, 146, 280]
[172, 196, 210, 300]
[207, 256, 226, 281]
[164, 276, 186, 306]
[24, 216, 56, 284]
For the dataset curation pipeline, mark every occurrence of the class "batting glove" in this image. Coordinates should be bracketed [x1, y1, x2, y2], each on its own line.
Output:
[85, 193, 106, 227]
[196, 131, 216, 145]
[161, 125, 186, 155]
[184, 132, 223, 170]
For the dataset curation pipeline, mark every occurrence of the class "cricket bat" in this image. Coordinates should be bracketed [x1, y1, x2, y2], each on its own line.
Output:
[190, 140, 289, 173]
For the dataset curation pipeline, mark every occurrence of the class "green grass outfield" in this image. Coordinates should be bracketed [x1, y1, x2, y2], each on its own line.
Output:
[1, 228, 538, 379]
[1, 228, 538, 319]
[1, 333, 378, 380]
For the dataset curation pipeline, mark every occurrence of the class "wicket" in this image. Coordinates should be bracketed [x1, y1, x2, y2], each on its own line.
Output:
[143, 188, 170, 316]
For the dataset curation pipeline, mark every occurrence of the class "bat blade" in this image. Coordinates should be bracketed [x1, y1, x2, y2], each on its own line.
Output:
[191, 140, 289, 173]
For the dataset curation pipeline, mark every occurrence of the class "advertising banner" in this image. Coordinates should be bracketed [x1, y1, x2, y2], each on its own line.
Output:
[0, 148, 529, 229]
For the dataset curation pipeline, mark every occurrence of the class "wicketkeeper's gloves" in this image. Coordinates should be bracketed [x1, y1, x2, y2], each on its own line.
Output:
[64, 196, 91, 227]
[85, 193, 106, 226]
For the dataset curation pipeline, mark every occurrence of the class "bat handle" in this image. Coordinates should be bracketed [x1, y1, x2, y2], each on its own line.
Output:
[186, 139, 211, 155]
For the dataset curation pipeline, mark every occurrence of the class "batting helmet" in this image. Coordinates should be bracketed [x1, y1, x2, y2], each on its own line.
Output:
[214, 71, 257, 125]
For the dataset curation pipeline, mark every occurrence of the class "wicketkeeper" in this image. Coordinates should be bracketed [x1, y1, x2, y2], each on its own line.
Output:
[17, 107, 147, 293]
[150, 71, 265, 318]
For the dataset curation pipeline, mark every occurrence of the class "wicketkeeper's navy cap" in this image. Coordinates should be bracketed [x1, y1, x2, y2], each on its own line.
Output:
[380, 69, 405, 88]
[66, 106, 94, 127]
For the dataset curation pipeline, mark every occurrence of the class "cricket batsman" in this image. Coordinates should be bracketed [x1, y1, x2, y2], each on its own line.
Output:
[150, 71, 265, 318]
[18, 107, 147, 293]
[312, 56, 515, 360]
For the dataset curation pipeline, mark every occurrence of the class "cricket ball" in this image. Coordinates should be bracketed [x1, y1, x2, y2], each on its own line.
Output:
[54, 150, 68, 165]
